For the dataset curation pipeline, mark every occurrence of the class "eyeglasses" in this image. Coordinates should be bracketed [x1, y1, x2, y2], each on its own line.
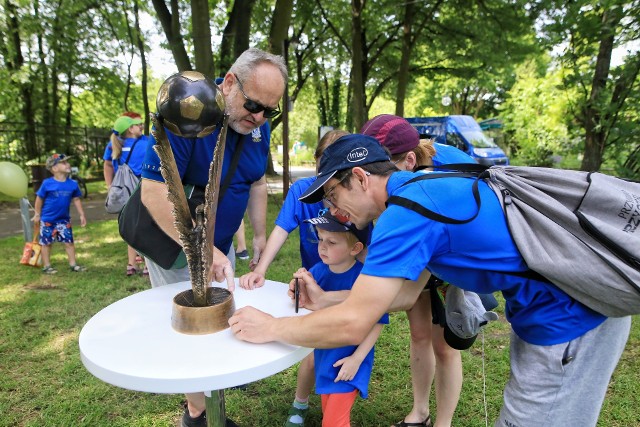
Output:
[233, 73, 281, 119]
[323, 174, 350, 208]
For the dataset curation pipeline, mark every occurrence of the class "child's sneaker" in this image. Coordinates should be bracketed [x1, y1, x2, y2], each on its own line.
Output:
[42, 266, 57, 275]
[285, 403, 309, 426]
[70, 265, 87, 272]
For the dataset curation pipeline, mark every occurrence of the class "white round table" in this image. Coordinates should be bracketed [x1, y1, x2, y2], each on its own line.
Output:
[79, 280, 311, 427]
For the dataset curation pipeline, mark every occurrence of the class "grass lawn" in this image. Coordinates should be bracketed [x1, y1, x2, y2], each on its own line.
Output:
[0, 192, 638, 426]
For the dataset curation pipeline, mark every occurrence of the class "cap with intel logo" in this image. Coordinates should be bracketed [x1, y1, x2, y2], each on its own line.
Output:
[299, 134, 390, 204]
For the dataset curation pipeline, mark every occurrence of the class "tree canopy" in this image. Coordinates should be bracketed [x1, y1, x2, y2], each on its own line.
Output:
[1, 0, 638, 175]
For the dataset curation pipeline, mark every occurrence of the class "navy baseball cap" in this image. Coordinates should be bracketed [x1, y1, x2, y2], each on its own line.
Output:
[298, 134, 390, 204]
[304, 210, 369, 245]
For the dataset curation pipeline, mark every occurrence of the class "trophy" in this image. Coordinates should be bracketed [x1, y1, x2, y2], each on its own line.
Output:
[153, 71, 235, 335]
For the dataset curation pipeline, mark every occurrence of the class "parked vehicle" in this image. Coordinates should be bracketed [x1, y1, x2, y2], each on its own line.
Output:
[405, 115, 509, 166]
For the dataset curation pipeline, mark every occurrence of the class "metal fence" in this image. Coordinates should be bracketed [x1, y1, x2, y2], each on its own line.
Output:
[0, 122, 111, 171]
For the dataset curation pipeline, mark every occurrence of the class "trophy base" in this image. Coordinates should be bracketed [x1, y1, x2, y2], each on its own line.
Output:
[171, 287, 235, 335]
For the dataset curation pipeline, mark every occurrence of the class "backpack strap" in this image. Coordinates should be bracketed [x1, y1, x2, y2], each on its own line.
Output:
[218, 132, 246, 201]
[388, 169, 553, 285]
[386, 171, 484, 224]
[123, 136, 142, 165]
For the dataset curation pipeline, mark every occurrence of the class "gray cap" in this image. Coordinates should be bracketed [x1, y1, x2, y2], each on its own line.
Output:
[444, 286, 499, 349]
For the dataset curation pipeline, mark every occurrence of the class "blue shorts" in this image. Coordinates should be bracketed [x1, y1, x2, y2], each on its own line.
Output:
[39, 220, 74, 245]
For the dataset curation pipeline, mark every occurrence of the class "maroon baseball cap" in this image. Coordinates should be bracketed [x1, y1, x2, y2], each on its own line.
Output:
[360, 114, 420, 155]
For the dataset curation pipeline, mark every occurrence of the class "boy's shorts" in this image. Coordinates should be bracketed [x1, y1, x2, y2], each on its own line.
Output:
[39, 220, 74, 245]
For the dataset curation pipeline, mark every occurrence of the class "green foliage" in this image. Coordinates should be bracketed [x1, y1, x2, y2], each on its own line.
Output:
[500, 58, 574, 166]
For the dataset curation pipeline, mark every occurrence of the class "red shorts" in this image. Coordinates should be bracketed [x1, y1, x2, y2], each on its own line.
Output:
[320, 389, 359, 427]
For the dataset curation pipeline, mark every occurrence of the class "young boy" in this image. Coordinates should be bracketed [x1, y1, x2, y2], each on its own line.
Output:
[292, 210, 388, 427]
[33, 153, 87, 274]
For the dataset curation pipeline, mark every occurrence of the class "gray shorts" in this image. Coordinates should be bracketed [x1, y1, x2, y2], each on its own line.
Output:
[146, 247, 236, 288]
[496, 316, 631, 427]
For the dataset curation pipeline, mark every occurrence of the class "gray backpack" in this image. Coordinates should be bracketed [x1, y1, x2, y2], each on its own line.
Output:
[387, 165, 640, 317]
[105, 138, 141, 214]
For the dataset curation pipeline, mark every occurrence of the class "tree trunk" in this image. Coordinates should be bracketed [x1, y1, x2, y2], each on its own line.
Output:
[233, 0, 257, 57]
[268, 0, 294, 55]
[580, 9, 620, 172]
[395, 0, 414, 118]
[350, 0, 366, 131]
[133, 0, 150, 133]
[151, 0, 192, 71]
[191, 0, 214, 78]
[5, 0, 38, 159]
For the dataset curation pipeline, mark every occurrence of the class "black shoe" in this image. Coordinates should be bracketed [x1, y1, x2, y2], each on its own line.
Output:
[236, 250, 249, 260]
[182, 406, 206, 427]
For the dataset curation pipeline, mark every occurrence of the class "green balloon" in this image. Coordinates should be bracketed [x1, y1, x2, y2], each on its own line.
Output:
[0, 162, 28, 198]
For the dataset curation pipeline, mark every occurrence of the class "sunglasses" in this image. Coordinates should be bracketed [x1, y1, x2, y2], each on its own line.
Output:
[233, 73, 281, 119]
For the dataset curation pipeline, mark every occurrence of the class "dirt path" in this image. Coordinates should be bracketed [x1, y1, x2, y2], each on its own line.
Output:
[0, 168, 313, 240]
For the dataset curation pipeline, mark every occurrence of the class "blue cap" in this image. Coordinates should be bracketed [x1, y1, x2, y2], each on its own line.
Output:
[304, 210, 369, 245]
[299, 134, 390, 203]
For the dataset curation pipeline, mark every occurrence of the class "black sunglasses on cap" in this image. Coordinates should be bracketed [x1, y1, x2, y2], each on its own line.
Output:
[233, 73, 281, 119]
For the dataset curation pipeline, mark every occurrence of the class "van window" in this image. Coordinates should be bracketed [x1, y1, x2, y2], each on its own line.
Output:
[446, 132, 467, 152]
[460, 129, 498, 148]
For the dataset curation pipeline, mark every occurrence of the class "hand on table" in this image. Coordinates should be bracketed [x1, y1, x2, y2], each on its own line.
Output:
[209, 246, 235, 292]
[229, 306, 275, 343]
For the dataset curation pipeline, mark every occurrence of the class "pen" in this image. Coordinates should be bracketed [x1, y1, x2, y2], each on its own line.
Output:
[295, 278, 300, 313]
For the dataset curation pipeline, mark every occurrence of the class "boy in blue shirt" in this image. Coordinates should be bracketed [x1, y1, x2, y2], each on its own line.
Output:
[33, 153, 87, 274]
[301, 210, 388, 427]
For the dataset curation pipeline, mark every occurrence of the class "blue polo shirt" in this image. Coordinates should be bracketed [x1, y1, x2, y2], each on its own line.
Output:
[311, 261, 389, 398]
[361, 171, 605, 345]
[103, 135, 150, 176]
[141, 124, 270, 254]
[37, 177, 82, 222]
[275, 177, 324, 269]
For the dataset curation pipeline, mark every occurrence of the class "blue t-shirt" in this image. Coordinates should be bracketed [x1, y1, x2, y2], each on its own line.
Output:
[141, 124, 270, 254]
[275, 177, 324, 269]
[312, 261, 389, 398]
[361, 171, 605, 346]
[103, 135, 151, 176]
[432, 143, 476, 166]
[36, 177, 82, 222]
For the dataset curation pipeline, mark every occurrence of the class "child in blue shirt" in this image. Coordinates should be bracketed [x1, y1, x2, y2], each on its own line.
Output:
[33, 153, 86, 274]
[239, 129, 349, 288]
[300, 211, 388, 427]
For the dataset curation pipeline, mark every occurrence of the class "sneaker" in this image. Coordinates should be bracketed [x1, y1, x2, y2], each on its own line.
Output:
[42, 265, 57, 275]
[285, 405, 309, 427]
[70, 265, 87, 272]
[236, 249, 249, 260]
[181, 405, 206, 427]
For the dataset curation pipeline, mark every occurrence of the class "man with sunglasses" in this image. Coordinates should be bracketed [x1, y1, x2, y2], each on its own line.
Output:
[140, 47, 287, 427]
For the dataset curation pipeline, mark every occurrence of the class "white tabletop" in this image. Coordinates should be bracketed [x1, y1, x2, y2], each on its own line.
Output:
[79, 280, 311, 394]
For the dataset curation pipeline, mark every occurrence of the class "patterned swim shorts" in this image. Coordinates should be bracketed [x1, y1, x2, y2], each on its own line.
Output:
[39, 220, 74, 245]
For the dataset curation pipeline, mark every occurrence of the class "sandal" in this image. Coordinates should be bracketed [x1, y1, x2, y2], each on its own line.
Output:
[393, 415, 432, 427]
[142, 266, 149, 276]
[126, 264, 137, 276]
[70, 265, 87, 272]
[42, 266, 58, 275]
